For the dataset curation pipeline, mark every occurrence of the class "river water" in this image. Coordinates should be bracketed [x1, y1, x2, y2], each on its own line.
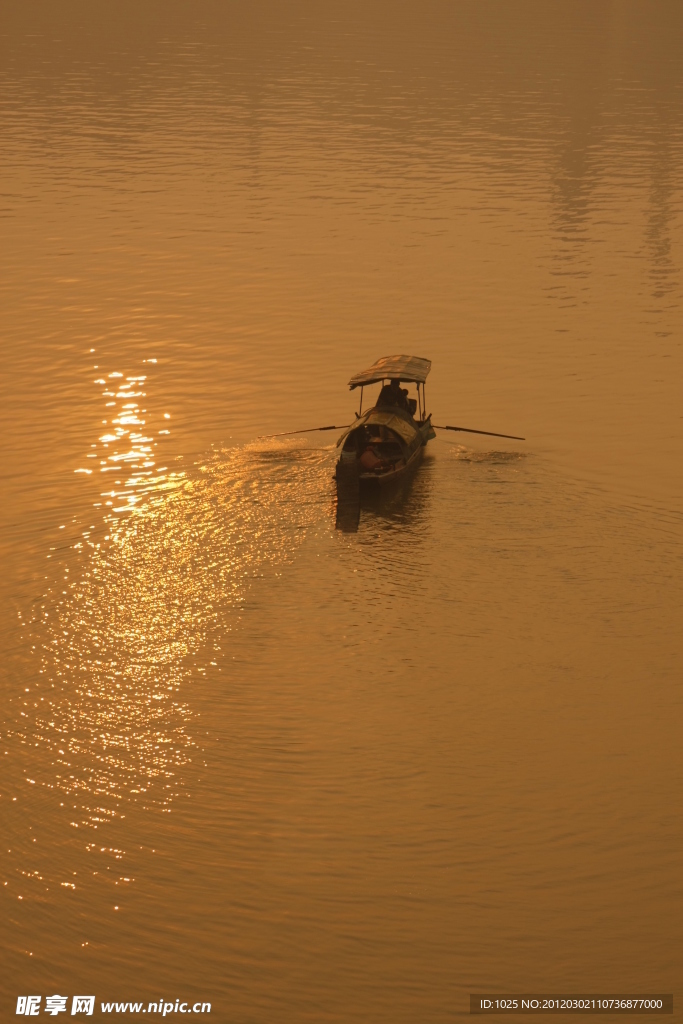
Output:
[1, 2, 682, 1019]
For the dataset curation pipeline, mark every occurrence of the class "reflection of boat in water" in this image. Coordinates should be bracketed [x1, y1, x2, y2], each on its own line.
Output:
[335, 355, 436, 493]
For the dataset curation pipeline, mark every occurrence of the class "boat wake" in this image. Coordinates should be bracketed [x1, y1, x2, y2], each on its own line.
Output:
[446, 445, 527, 464]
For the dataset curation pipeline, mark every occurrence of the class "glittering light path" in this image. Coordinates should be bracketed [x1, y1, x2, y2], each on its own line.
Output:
[13, 361, 334, 830]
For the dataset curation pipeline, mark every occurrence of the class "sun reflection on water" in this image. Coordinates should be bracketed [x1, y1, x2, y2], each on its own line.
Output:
[15, 364, 334, 832]
[78, 362, 186, 514]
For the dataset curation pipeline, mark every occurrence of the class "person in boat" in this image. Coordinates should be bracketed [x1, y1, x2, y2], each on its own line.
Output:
[359, 444, 383, 471]
[359, 428, 389, 472]
[377, 378, 410, 411]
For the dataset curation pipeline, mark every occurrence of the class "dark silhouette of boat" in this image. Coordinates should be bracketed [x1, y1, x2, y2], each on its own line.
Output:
[260, 354, 523, 532]
[335, 355, 436, 494]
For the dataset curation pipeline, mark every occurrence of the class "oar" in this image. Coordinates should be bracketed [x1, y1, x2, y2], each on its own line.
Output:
[259, 424, 350, 438]
[433, 424, 525, 441]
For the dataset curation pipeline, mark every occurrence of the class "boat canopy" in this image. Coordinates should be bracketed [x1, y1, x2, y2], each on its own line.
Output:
[348, 354, 431, 390]
[336, 409, 419, 447]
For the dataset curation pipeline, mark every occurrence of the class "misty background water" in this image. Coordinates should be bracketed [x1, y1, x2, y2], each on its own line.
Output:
[1, 2, 682, 1020]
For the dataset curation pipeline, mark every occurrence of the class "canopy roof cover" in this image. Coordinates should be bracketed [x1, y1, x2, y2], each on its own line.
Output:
[348, 354, 431, 390]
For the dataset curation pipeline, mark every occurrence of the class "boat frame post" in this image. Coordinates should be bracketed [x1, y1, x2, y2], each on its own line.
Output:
[359, 386, 364, 417]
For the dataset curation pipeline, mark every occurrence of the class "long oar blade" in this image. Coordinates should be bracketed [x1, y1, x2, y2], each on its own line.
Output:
[259, 424, 349, 439]
[433, 424, 525, 441]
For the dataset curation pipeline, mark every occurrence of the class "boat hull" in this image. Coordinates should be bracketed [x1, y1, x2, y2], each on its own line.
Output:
[357, 440, 423, 488]
[335, 416, 433, 491]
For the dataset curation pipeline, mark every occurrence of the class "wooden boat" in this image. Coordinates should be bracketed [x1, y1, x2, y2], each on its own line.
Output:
[261, 356, 521, 522]
[335, 355, 436, 491]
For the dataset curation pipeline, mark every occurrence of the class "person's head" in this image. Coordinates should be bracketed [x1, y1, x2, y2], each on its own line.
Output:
[389, 378, 401, 390]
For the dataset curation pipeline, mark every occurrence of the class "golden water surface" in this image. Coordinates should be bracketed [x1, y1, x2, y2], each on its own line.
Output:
[1, 2, 682, 1020]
